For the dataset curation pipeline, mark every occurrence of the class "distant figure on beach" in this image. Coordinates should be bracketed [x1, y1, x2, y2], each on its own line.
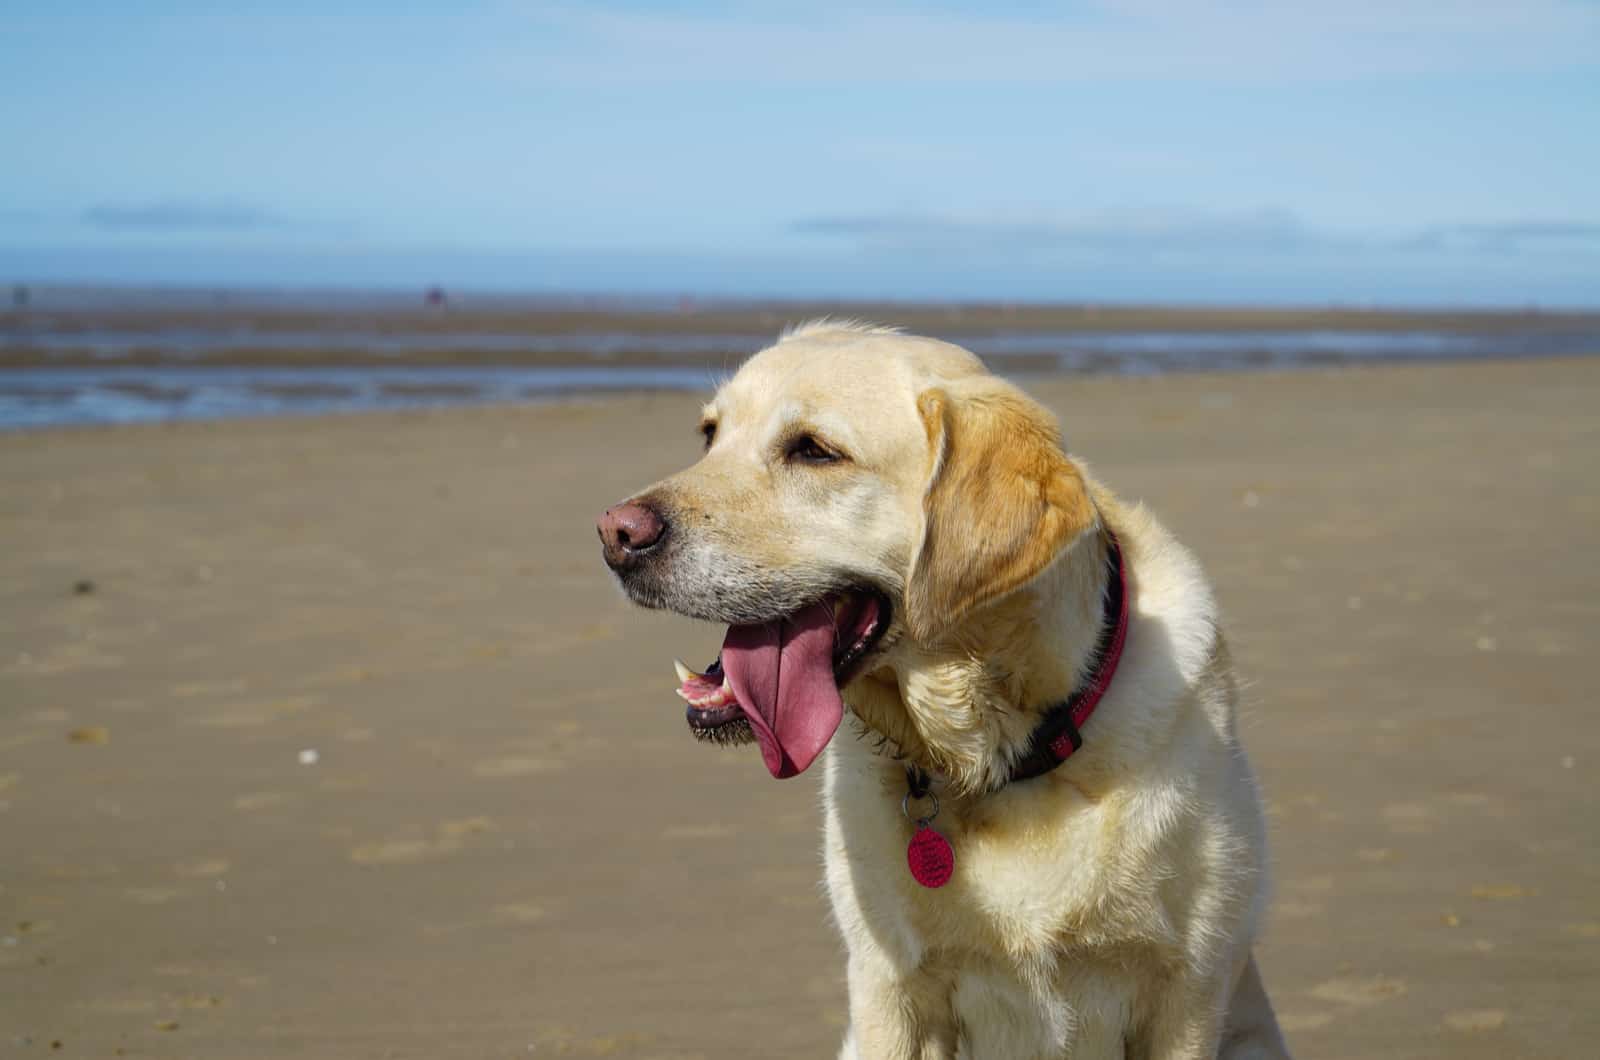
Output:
[424, 286, 448, 308]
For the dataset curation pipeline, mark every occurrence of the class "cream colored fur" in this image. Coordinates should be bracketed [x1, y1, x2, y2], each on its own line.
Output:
[611, 323, 1291, 1059]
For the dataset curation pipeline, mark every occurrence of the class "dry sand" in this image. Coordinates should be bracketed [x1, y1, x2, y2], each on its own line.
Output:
[2, 358, 1597, 1058]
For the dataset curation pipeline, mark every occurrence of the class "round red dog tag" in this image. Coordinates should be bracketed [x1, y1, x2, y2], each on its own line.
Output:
[907, 826, 954, 888]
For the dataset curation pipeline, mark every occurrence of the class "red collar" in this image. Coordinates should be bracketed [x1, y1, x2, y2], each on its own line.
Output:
[899, 533, 1131, 886]
[1004, 530, 1131, 785]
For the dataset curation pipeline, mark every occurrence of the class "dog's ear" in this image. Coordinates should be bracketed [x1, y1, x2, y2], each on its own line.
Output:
[905, 379, 1097, 643]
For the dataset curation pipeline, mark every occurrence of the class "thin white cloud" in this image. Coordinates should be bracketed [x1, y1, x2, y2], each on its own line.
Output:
[78, 200, 362, 240]
[503, 1, 1600, 84]
[1406, 221, 1600, 253]
[794, 208, 1316, 253]
[84, 201, 288, 233]
[792, 208, 1600, 259]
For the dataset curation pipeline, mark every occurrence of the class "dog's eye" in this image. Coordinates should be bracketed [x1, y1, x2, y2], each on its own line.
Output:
[786, 434, 840, 464]
[700, 422, 716, 450]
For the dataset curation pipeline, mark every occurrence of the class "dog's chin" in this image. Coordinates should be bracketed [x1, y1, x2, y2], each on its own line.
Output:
[611, 565, 674, 614]
[689, 712, 757, 747]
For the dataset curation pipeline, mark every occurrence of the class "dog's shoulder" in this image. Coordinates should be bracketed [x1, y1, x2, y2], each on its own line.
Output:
[1093, 486, 1226, 701]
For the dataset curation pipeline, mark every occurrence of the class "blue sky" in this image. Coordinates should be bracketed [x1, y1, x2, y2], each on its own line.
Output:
[3, 1, 1598, 304]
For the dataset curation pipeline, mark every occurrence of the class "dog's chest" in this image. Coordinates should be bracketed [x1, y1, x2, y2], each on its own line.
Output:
[825, 750, 1168, 966]
[927, 796, 1151, 955]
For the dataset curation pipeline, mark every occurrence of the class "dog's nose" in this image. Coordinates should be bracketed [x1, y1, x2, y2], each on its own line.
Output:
[597, 500, 667, 570]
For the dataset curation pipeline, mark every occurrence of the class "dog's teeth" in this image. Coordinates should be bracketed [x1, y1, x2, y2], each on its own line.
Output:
[722, 674, 732, 691]
[685, 685, 736, 710]
[673, 658, 694, 684]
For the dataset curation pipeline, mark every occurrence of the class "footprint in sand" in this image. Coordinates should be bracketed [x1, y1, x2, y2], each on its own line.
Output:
[170, 678, 250, 698]
[1469, 883, 1533, 900]
[192, 696, 320, 728]
[1380, 802, 1434, 834]
[232, 792, 290, 812]
[1443, 1009, 1506, 1032]
[661, 824, 735, 841]
[493, 902, 547, 925]
[1289, 874, 1335, 894]
[0, 731, 47, 753]
[46, 861, 120, 881]
[526, 1029, 650, 1054]
[298, 665, 371, 688]
[349, 818, 495, 866]
[1273, 900, 1324, 920]
[17, 643, 125, 674]
[81, 998, 159, 1014]
[437, 817, 495, 839]
[349, 839, 440, 866]
[472, 756, 561, 778]
[152, 963, 198, 977]
[1309, 975, 1408, 1005]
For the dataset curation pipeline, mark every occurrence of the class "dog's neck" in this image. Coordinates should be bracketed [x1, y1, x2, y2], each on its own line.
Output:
[849, 526, 1113, 796]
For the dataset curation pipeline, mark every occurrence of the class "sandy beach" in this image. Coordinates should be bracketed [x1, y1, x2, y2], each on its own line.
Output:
[3, 356, 1597, 1058]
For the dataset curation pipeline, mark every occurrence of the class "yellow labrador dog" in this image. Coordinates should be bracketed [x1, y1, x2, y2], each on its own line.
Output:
[598, 322, 1291, 1059]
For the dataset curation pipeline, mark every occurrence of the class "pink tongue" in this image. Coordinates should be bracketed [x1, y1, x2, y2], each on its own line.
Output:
[720, 601, 842, 779]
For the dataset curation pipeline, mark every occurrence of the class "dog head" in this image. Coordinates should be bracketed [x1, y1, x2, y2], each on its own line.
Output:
[598, 322, 1100, 779]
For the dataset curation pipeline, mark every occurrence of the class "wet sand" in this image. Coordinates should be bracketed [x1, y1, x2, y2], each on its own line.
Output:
[8, 301, 1600, 369]
[3, 358, 1597, 1058]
